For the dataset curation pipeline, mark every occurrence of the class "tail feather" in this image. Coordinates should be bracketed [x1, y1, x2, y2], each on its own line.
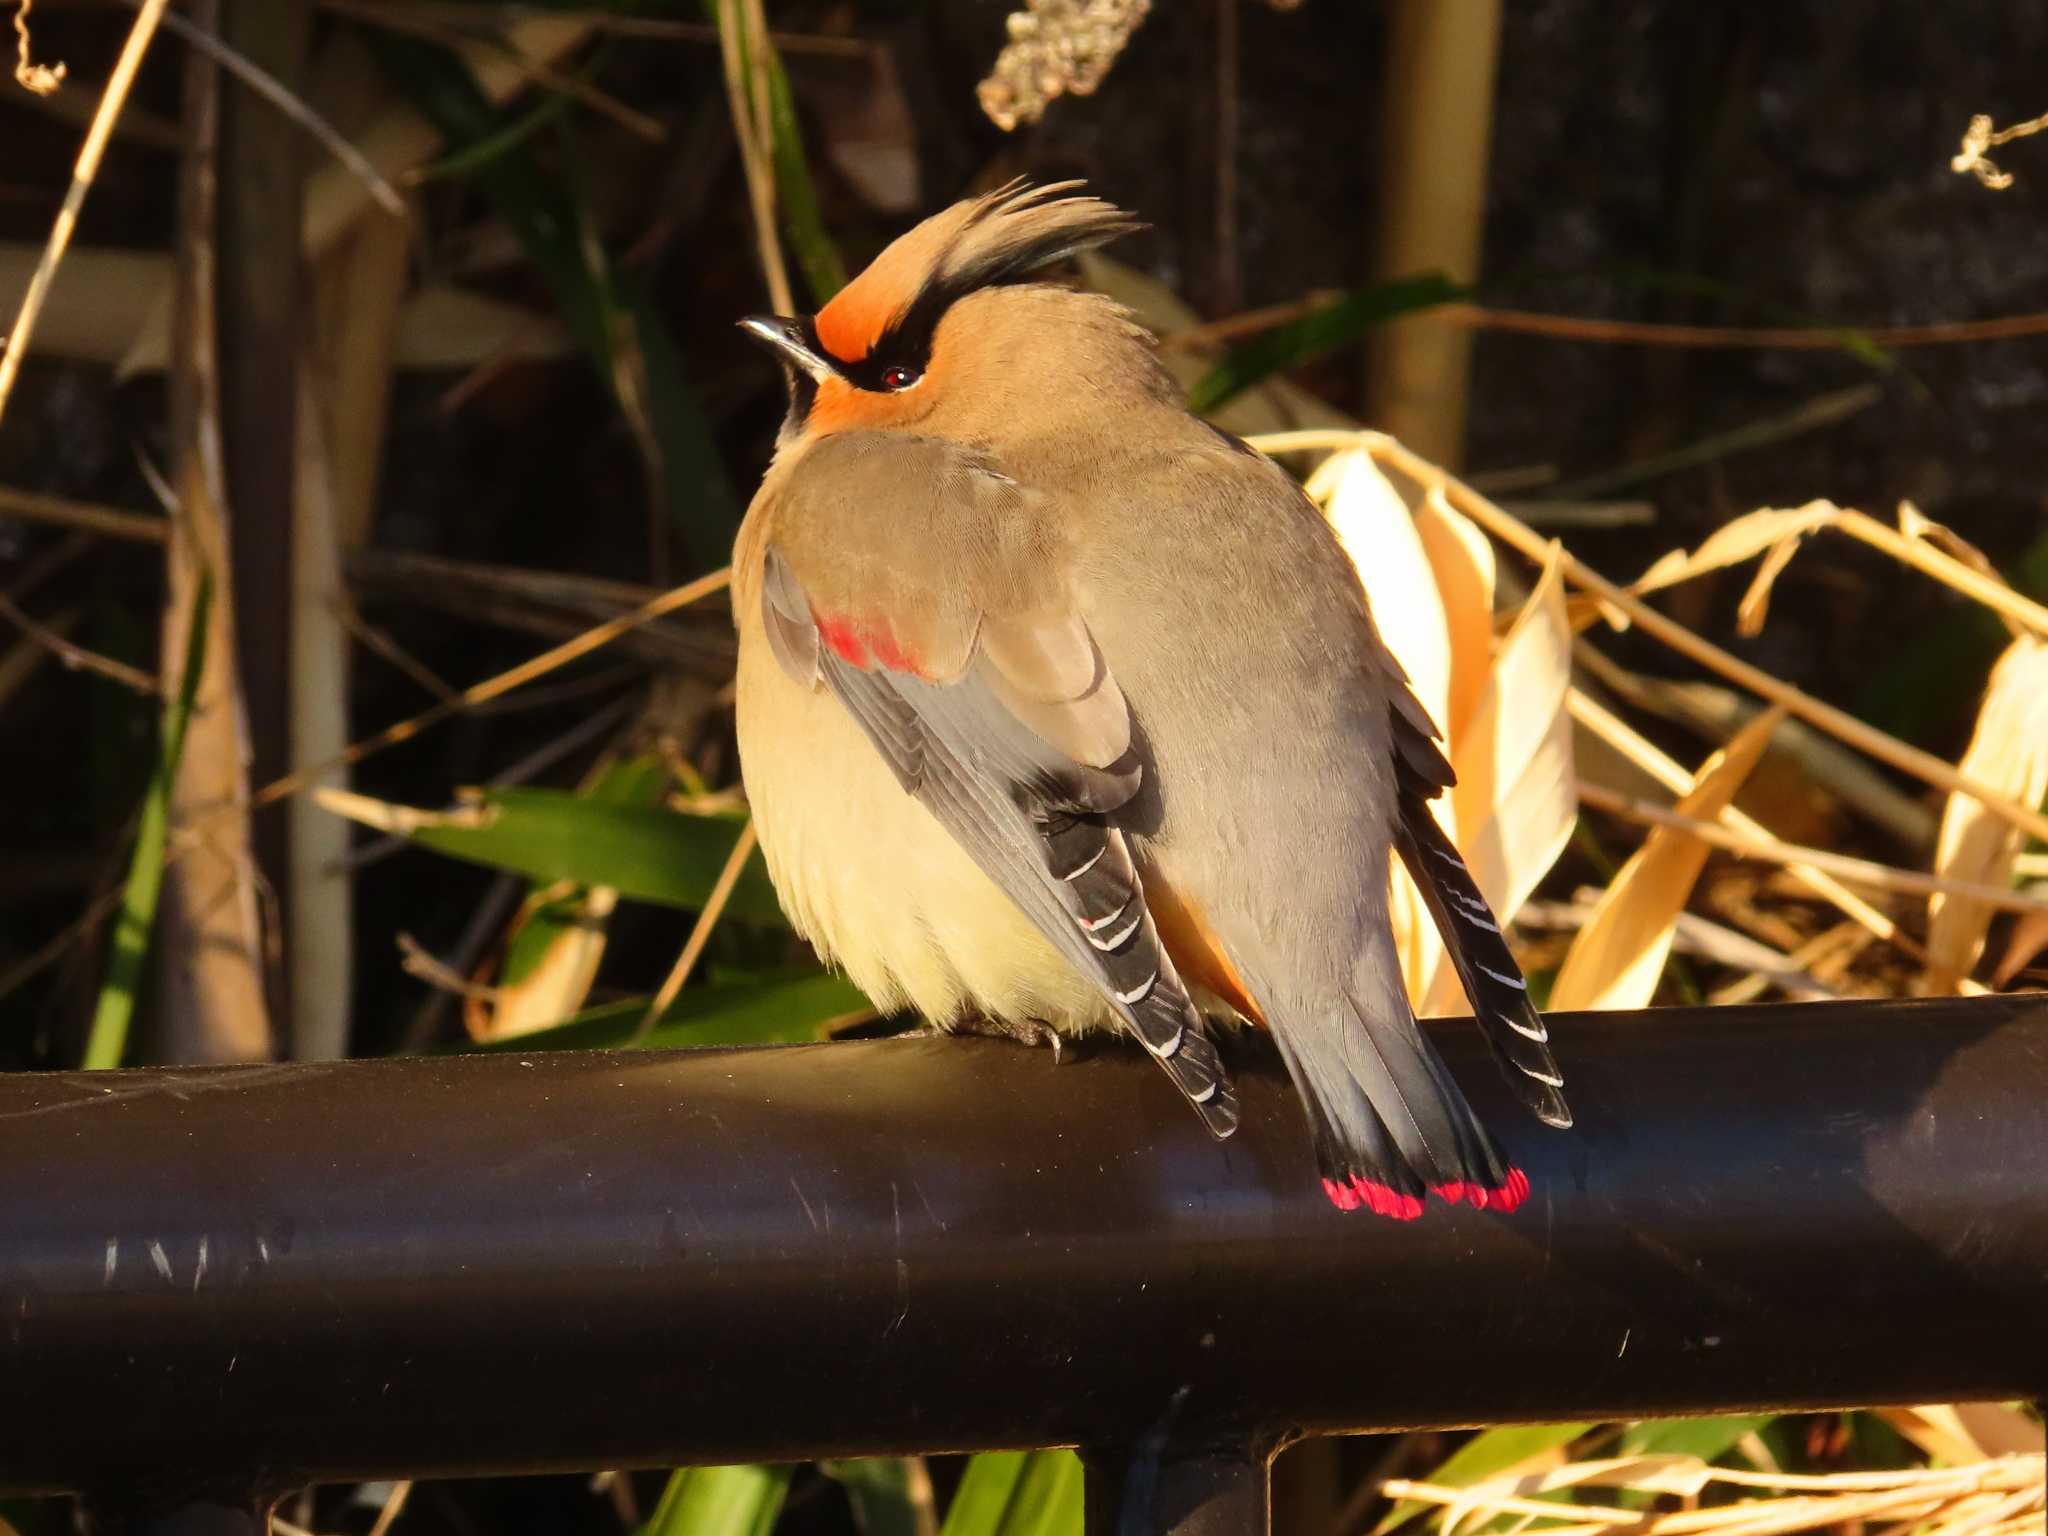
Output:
[1386, 696, 1574, 1131]
[1253, 929, 1529, 1222]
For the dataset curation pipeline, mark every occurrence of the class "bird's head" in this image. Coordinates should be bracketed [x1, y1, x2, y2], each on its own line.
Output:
[741, 182, 1162, 451]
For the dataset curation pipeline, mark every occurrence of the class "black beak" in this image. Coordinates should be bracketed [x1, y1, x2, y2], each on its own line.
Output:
[739, 314, 835, 382]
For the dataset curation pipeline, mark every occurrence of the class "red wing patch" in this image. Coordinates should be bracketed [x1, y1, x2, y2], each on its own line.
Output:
[817, 615, 926, 678]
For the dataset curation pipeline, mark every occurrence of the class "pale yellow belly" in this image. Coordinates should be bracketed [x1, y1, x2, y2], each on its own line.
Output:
[734, 622, 1116, 1032]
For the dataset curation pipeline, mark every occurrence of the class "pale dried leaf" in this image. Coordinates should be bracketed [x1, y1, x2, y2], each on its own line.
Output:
[1881, 1407, 1995, 1467]
[1629, 506, 1839, 601]
[474, 886, 618, 1042]
[1313, 449, 1456, 1003]
[1899, 501, 2004, 581]
[1734, 528, 1809, 636]
[1423, 551, 1576, 1014]
[1416, 482, 1496, 742]
[1992, 909, 2048, 987]
[1319, 448, 1453, 744]
[1925, 637, 2048, 992]
[1552, 705, 1786, 1010]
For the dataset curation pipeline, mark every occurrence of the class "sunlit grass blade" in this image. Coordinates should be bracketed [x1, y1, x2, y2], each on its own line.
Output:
[82, 573, 210, 1071]
[643, 1464, 792, 1536]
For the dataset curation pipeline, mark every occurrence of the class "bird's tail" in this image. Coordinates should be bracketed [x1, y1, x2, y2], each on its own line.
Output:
[1255, 689, 1567, 1220]
[1258, 913, 1532, 1220]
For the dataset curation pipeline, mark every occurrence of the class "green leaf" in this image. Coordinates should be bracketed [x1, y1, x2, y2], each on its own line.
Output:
[940, 1453, 1029, 1536]
[360, 787, 785, 924]
[821, 1458, 925, 1536]
[643, 1464, 792, 1536]
[366, 31, 739, 569]
[1619, 1415, 1774, 1462]
[1187, 273, 1466, 415]
[942, 1452, 1083, 1536]
[469, 968, 871, 1052]
[1374, 1424, 1593, 1535]
[83, 574, 211, 1071]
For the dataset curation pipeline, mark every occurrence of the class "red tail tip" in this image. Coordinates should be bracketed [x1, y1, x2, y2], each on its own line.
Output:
[1494, 1167, 1532, 1212]
[1322, 1177, 1361, 1212]
[1431, 1169, 1532, 1213]
[1352, 1177, 1422, 1221]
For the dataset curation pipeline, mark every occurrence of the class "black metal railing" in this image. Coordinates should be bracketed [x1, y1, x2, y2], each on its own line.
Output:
[3, 995, 2045, 1531]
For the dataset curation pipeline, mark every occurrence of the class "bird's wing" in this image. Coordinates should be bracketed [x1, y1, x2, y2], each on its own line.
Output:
[757, 452, 1237, 1137]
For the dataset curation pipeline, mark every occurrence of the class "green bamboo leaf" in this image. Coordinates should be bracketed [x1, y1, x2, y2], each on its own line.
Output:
[941, 1452, 1083, 1536]
[1187, 273, 1466, 415]
[643, 1464, 792, 1536]
[326, 786, 786, 924]
[1374, 1424, 1593, 1535]
[83, 574, 211, 1071]
[470, 968, 871, 1052]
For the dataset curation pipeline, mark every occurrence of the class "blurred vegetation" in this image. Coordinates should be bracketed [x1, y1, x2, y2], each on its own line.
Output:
[1, 1, 2045, 1533]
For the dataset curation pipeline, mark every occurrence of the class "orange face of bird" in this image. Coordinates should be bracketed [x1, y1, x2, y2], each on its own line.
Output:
[738, 182, 1136, 445]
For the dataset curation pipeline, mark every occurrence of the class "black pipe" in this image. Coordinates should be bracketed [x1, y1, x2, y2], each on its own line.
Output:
[3, 996, 2046, 1508]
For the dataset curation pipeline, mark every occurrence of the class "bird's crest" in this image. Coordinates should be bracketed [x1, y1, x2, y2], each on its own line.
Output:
[814, 181, 1137, 366]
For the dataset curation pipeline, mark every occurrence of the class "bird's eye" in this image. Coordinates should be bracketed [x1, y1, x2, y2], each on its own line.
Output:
[878, 364, 921, 391]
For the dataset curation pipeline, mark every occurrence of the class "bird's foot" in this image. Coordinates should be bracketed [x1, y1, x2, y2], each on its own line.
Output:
[920, 1014, 1073, 1062]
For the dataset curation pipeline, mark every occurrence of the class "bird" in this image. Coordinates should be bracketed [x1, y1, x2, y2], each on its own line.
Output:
[731, 181, 1571, 1219]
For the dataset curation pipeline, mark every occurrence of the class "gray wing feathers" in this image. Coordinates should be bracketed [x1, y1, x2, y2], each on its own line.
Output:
[764, 545, 1238, 1137]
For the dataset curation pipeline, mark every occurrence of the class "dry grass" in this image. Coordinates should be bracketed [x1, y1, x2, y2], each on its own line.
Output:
[1382, 1450, 2044, 1536]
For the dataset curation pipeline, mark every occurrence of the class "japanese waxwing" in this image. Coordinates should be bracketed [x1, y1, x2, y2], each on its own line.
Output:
[733, 181, 1570, 1219]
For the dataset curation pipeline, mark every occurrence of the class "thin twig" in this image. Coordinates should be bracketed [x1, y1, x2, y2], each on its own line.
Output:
[1566, 685, 1919, 958]
[0, 591, 158, 694]
[109, 0, 407, 214]
[366, 1480, 413, 1536]
[323, 2, 875, 57]
[0, 0, 172, 428]
[331, 594, 459, 703]
[398, 932, 500, 1002]
[1167, 295, 2048, 354]
[335, 692, 636, 875]
[250, 565, 729, 810]
[0, 483, 167, 542]
[1260, 432, 2048, 847]
[1578, 782, 2048, 918]
[630, 819, 758, 1043]
[322, 0, 667, 144]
